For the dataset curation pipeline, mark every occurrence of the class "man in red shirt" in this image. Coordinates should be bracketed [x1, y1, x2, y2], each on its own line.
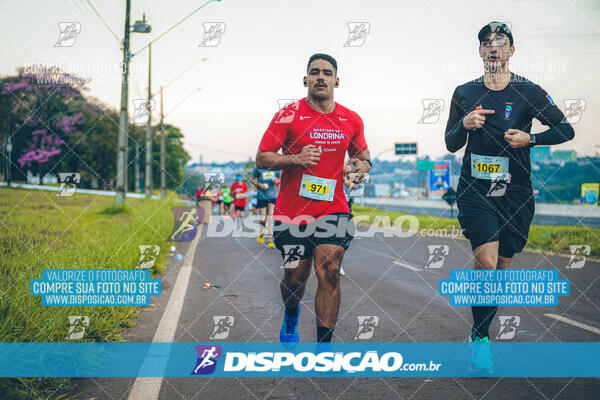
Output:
[230, 174, 248, 225]
[256, 53, 371, 350]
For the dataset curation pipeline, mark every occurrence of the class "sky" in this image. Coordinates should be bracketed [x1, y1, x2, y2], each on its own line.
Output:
[1, 0, 600, 163]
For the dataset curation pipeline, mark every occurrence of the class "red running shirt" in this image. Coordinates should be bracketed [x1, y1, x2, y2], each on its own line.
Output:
[230, 182, 248, 207]
[258, 98, 368, 223]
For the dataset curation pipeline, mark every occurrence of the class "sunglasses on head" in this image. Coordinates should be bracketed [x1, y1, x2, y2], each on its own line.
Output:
[481, 33, 508, 47]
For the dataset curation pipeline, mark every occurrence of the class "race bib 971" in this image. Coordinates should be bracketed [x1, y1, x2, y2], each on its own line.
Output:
[299, 174, 336, 201]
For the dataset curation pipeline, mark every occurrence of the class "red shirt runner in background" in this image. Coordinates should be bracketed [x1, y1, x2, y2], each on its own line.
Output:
[258, 98, 367, 223]
[230, 182, 249, 207]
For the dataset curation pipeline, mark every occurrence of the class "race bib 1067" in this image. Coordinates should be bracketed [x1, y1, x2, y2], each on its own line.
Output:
[471, 154, 509, 180]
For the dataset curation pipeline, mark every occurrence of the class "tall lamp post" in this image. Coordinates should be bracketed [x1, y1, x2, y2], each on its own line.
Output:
[115, 4, 151, 205]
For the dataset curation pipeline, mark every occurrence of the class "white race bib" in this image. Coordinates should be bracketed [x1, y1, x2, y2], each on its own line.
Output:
[299, 174, 336, 201]
[471, 154, 509, 180]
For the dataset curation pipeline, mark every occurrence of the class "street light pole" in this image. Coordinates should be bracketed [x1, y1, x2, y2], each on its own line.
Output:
[160, 85, 166, 197]
[115, 0, 131, 205]
[6, 137, 12, 187]
[145, 43, 153, 198]
[134, 144, 140, 192]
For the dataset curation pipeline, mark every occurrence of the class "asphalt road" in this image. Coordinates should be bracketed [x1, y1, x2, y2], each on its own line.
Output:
[71, 224, 600, 399]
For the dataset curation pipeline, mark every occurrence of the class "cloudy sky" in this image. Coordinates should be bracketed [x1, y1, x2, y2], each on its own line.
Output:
[2, 0, 599, 162]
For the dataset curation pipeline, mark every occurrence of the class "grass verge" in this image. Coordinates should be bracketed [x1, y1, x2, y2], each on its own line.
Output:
[0, 187, 181, 399]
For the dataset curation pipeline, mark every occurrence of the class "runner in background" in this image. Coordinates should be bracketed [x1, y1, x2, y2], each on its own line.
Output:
[222, 185, 233, 216]
[251, 166, 281, 248]
[230, 174, 249, 228]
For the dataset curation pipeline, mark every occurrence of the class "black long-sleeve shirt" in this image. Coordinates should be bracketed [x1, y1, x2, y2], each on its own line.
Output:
[445, 73, 574, 192]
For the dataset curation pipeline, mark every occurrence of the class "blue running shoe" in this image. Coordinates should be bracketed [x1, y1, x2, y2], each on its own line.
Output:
[469, 335, 493, 373]
[280, 306, 300, 349]
[315, 342, 333, 354]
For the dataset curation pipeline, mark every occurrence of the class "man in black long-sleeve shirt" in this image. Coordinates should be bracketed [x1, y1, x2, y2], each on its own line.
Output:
[445, 22, 574, 372]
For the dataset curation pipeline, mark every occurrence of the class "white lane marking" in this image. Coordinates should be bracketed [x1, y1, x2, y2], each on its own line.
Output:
[128, 232, 202, 400]
[544, 314, 600, 335]
[393, 261, 422, 272]
[356, 245, 422, 272]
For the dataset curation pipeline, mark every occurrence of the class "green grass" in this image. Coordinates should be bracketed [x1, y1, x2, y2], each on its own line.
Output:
[352, 205, 600, 258]
[0, 187, 182, 399]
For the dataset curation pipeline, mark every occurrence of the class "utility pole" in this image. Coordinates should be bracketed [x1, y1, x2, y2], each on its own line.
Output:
[145, 43, 153, 198]
[160, 85, 166, 197]
[115, 6, 151, 204]
[6, 137, 11, 187]
[115, 0, 131, 205]
[134, 145, 140, 192]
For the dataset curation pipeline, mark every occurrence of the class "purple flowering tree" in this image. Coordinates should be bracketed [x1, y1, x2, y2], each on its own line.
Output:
[1, 66, 89, 183]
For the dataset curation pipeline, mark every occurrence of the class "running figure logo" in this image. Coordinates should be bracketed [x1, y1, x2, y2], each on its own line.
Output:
[486, 173, 511, 197]
[418, 99, 445, 124]
[168, 207, 205, 242]
[210, 316, 234, 339]
[55, 22, 81, 47]
[199, 22, 226, 47]
[343, 22, 370, 47]
[275, 100, 299, 124]
[57, 172, 80, 196]
[354, 316, 379, 339]
[567, 245, 590, 269]
[136, 245, 160, 269]
[131, 99, 155, 124]
[201, 172, 225, 191]
[425, 245, 449, 269]
[281, 245, 305, 269]
[191, 345, 222, 375]
[65, 315, 89, 340]
[563, 99, 586, 124]
[496, 316, 520, 340]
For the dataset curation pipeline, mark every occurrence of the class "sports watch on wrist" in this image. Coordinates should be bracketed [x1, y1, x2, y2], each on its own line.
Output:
[529, 134, 536, 145]
[363, 158, 373, 167]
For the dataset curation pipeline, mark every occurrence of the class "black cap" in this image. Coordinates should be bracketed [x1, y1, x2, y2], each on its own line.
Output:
[478, 21, 513, 46]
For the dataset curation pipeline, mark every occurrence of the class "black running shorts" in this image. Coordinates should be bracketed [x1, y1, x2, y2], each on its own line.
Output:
[457, 180, 535, 258]
[273, 212, 354, 261]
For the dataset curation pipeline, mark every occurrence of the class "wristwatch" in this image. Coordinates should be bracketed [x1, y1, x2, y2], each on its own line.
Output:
[529, 134, 536, 146]
[363, 158, 373, 167]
